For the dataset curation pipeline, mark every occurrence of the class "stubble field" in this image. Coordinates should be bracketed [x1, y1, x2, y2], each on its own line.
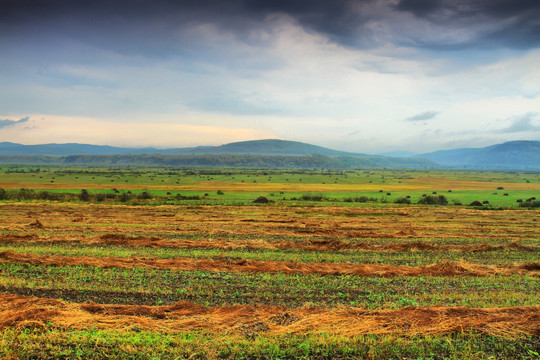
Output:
[0, 167, 538, 359]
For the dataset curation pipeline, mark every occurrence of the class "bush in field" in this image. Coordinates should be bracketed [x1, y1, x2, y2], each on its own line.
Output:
[217, 190, 224, 195]
[301, 192, 326, 201]
[15, 188, 35, 200]
[0, 188, 7, 200]
[417, 195, 448, 205]
[38, 191, 64, 201]
[519, 200, 540, 208]
[394, 197, 411, 204]
[119, 192, 131, 202]
[139, 191, 152, 200]
[79, 189, 90, 202]
[343, 196, 376, 203]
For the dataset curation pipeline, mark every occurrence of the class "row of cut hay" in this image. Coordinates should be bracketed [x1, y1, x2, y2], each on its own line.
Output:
[1, 293, 538, 338]
[1, 234, 538, 253]
[0, 250, 538, 277]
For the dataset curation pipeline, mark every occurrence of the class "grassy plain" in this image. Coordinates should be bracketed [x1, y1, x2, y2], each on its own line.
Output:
[0, 166, 539, 359]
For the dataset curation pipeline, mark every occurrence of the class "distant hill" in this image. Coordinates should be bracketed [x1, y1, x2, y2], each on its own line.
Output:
[2, 139, 538, 169]
[0, 139, 356, 156]
[417, 140, 540, 169]
[0, 154, 436, 169]
[0, 139, 436, 169]
[175, 139, 356, 156]
[377, 151, 419, 158]
[0, 142, 161, 155]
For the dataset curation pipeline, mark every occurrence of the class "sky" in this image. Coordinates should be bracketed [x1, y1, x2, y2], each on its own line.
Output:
[1, 0, 540, 154]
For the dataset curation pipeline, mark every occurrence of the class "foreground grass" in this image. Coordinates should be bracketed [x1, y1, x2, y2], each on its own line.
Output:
[1, 327, 538, 360]
[1, 263, 537, 308]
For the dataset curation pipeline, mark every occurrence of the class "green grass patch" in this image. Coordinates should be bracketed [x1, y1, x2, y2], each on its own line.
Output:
[1, 263, 538, 308]
[1, 327, 538, 360]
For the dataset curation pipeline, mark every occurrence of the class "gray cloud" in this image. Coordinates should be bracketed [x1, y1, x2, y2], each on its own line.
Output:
[2, 0, 539, 53]
[405, 111, 440, 122]
[498, 112, 540, 133]
[0, 116, 29, 129]
[395, 0, 540, 50]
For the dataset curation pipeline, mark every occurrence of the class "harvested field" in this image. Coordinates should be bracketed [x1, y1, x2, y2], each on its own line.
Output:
[0, 178, 539, 358]
[1, 293, 538, 338]
[0, 250, 538, 277]
[2, 232, 538, 253]
[2, 203, 540, 243]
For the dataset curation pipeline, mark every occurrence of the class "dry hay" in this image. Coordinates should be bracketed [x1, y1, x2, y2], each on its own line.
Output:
[0, 251, 538, 277]
[0, 293, 538, 338]
[1, 233, 537, 254]
[3, 203, 540, 242]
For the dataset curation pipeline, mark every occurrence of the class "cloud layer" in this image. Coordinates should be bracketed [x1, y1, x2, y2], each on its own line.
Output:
[1, 0, 539, 152]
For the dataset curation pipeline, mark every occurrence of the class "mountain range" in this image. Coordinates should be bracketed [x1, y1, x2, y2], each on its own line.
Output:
[0, 139, 538, 170]
[414, 140, 540, 169]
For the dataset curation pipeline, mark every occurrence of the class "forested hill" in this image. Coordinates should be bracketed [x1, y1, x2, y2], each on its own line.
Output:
[176, 139, 356, 156]
[0, 139, 357, 156]
[0, 154, 437, 169]
[417, 141, 540, 169]
[1, 139, 538, 169]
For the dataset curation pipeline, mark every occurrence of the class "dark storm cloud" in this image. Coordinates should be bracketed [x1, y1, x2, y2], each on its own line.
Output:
[2, 0, 539, 51]
[395, 0, 540, 49]
[0, 116, 29, 129]
[0, 1, 361, 61]
[0, 0, 363, 36]
[405, 111, 440, 122]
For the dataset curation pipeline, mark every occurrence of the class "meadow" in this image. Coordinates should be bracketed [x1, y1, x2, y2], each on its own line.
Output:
[0, 166, 538, 359]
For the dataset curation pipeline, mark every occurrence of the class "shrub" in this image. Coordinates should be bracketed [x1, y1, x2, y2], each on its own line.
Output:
[79, 189, 90, 202]
[343, 196, 377, 203]
[139, 191, 152, 200]
[217, 190, 224, 195]
[119, 193, 131, 202]
[16, 188, 34, 200]
[38, 191, 64, 201]
[0, 188, 7, 200]
[301, 193, 326, 201]
[394, 197, 410, 204]
[519, 200, 540, 208]
[418, 195, 448, 205]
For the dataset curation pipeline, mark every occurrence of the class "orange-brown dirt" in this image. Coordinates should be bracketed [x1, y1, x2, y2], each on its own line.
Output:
[0, 293, 538, 337]
[0, 250, 538, 277]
